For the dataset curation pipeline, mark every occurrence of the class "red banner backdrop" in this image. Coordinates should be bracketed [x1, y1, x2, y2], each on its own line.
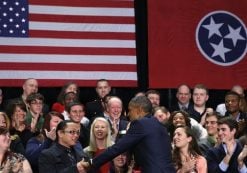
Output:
[148, 1, 247, 89]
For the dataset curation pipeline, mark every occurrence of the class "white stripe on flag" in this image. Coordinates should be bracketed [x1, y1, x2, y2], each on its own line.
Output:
[0, 38, 136, 48]
[30, 21, 135, 33]
[29, 5, 135, 17]
[0, 54, 136, 64]
[0, 71, 138, 80]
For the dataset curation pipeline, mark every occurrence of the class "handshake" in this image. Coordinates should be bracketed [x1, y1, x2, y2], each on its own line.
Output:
[77, 159, 92, 173]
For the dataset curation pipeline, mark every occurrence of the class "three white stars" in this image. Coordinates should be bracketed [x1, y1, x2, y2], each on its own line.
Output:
[202, 16, 246, 61]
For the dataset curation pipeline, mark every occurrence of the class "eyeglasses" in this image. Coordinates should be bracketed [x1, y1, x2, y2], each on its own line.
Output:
[63, 130, 80, 135]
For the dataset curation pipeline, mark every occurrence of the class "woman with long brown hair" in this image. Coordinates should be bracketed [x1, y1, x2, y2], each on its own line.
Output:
[172, 125, 207, 173]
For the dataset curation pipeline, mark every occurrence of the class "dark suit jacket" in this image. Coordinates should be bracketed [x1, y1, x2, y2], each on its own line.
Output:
[206, 141, 247, 173]
[39, 143, 89, 173]
[169, 102, 194, 112]
[85, 99, 103, 121]
[91, 115, 176, 173]
[108, 118, 129, 132]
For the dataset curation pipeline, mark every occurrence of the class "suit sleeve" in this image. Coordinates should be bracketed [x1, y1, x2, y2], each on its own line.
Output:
[92, 120, 145, 169]
[206, 149, 225, 173]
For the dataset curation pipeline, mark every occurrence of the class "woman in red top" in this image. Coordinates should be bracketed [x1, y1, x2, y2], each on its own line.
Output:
[84, 117, 114, 173]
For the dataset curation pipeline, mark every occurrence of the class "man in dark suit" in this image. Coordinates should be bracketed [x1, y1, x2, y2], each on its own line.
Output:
[82, 96, 176, 173]
[85, 79, 111, 121]
[170, 84, 193, 112]
[38, 120, 88, 173]
[206, 117, 247, 173]
[106, 96, 128, 142]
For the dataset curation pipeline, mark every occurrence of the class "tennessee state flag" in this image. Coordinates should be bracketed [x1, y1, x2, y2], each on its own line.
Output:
[148, 1, 247, 89]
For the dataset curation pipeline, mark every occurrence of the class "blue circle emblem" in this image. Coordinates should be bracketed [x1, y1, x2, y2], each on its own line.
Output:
[196, 11, 247, 66]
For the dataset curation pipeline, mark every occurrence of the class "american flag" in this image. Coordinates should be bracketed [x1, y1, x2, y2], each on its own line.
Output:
[0, 0, 137, 87]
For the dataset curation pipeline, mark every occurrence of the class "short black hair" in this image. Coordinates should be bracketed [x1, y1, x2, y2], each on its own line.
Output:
[225, 91, 241, 100]
[218, 117, 238, 132]
[129, 96, 152, 114]
[55, 120, 74, 141]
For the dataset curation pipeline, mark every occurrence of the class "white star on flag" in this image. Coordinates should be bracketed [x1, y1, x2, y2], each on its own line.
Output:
[202, 17, 224, 39]
[210, 40, 231, 62]
[224, 25, 245, 47]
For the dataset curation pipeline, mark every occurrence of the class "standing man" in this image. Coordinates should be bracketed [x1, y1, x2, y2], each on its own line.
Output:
[22, 78, 38, 105]
[82, 96, 176, 173]
[170, 84, 193, 112]
[216, 85, 247, 115]
[86, 79, 111, 121]
[224, 91, 247, 138]
[39, 120, 88, 173]
[188, 84, 209, 123]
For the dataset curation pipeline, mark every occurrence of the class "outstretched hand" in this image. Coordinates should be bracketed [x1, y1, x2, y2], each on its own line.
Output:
[77, 160, 90, 173]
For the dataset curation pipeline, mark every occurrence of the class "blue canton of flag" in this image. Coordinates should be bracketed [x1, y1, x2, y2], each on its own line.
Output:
[0, 0, 28, 37]
[196, 11, 247, 66]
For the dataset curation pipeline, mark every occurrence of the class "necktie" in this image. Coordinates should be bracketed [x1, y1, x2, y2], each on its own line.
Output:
[181, 106, 187, 111]
[66, 149, 76, 165]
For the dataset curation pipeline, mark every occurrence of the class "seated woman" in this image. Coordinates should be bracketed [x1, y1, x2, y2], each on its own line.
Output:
[168, 110, 207, 141]
[0, 111, 25, 155]
[173, 125, 207, 173]
[25, 111, 64, 172]
[109, 152, 131, 173]
[6, 99, 34, 148]
[84, 117, 114, 173]
[0, 126, 33, 173]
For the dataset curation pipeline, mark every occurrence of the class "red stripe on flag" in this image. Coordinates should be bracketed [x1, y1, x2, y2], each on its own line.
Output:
[0, 79, 137, 87]
[0, 46, 136, 55]
[29, 0, 134, 8]
[0, 63, 137, 72]
[30, 14, 135, 24]
[29, 30, 135, 40]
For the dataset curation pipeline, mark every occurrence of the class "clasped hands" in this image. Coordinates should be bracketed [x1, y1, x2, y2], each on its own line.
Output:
[238, 145, 247, 168]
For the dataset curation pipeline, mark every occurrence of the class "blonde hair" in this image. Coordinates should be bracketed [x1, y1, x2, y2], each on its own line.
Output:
[0, 111, 10, 129]
[86, 117, 113, 153]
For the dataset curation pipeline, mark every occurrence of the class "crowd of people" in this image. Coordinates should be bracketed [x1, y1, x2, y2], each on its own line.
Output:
[0, 79, 247, 173]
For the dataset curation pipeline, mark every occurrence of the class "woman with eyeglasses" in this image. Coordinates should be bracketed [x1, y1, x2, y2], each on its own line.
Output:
[25, 111, 64, 172]
[0, 126, 33, 173]
[84, 117, 114, 173]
